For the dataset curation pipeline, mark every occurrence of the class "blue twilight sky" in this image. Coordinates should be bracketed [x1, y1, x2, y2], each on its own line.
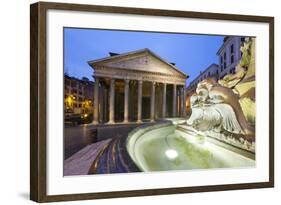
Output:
[64, 28, 225, 85]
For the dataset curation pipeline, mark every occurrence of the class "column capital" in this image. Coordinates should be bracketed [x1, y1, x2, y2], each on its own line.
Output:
[138, 80, 143, 84]
[124, 79, 130, 83]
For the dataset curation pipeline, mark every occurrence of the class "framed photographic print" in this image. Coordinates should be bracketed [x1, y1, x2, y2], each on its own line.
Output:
[30, 1, 274, 202]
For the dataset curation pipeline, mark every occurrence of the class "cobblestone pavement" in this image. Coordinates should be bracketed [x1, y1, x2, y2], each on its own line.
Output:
[64, 124, 95, 159]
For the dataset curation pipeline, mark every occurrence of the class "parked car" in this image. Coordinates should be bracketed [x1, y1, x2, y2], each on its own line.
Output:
[80, 113, 93, 124]
[64, 113, 84, 126]
[64, 111, 93, 126]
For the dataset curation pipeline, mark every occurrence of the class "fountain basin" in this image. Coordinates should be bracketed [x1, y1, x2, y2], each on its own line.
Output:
[126, 120, 255, 172]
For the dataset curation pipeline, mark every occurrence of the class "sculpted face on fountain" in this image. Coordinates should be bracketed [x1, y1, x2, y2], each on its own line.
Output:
[190, 78, 216, 108]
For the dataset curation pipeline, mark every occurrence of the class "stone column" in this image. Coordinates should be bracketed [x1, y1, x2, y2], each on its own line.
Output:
[99, 84, 104, 122]
[137, 80, 143, 123]
[123, 79, 129, 123]
[93, 77, 99, 124]
[162, 83, 166, 118]
[183, 83, 187, 117]
[173, 84, 177, 117]
[150, 82, 156, 122]
[176, 88, 178, 117]
[108, 78, 115, 124]
[180, 86, 183, 117]
[104, 87, 108, 122]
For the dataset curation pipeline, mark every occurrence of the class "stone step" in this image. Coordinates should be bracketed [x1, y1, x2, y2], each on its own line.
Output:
[63, 139, 111, 176]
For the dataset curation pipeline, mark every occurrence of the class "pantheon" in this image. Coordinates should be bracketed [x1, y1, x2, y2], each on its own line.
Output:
[88, 48, 189, 124]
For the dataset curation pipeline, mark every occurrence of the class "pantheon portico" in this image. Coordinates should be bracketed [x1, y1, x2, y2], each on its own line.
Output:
[88, 48, 189, 124]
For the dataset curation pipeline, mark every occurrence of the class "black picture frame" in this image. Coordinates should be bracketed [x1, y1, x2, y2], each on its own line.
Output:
[30, 1, 274, 202]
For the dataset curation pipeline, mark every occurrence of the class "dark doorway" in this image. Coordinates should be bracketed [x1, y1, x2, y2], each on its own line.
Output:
[166, 85, 173, 117]
[115, 92, 124, 122]
[142, 97, 150, 120]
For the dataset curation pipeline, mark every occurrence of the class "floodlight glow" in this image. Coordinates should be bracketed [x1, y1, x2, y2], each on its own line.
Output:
[165, 149, 178, 159]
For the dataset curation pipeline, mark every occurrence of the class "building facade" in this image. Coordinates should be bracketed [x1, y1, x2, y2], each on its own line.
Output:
[217, 36, 244, 78]
[88, 48, 189, 124]
[64, 75, 94, 114]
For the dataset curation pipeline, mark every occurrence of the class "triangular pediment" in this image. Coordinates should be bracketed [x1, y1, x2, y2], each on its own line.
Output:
[88, 49, 187, 78]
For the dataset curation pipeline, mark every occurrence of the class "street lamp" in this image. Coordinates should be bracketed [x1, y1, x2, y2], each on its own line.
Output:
[66, 95, 75, 109]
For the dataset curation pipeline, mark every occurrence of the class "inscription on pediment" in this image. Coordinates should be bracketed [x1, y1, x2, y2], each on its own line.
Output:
[100, 54, 184, 77]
